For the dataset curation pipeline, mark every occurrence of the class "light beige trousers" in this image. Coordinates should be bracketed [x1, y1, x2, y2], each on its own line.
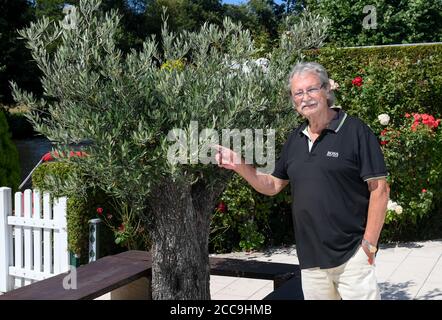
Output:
[301, 246, 381, 300]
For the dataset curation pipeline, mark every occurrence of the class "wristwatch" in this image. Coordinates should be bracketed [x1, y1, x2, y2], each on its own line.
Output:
[362, 239, 378, 254]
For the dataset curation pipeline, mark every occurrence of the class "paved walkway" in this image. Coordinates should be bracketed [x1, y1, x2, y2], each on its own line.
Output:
[209, 239, 442, 300]
[2, 240, 440, 300]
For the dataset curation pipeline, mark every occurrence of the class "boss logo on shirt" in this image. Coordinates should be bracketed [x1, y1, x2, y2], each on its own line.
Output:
[326, 151, 339, 158]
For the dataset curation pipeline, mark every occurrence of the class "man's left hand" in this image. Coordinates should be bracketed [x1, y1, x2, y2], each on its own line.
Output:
[361, 244, 376, 265]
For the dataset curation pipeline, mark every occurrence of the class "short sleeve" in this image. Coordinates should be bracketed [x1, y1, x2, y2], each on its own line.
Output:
[271, 133, 293, 180]
[358, 125, 388, 181]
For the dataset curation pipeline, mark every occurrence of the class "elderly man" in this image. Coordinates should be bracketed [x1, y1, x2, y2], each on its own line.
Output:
[215, 62, 389, 300]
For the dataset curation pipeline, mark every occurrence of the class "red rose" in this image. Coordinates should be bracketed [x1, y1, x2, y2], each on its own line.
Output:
[380, 129, 389, 145]
[423, 116, 437, 129]
[413, 113, 421, 121]
[411, 123, 419, 132]
[405, 113, 411, 118]
[410, 113, 441, 130]
[352, 76, 363, 87]
[216, 201, 227, 213]
[118, 224, 125, 232]
[422, 189, 427, 193]
[96, 207, 104, 215]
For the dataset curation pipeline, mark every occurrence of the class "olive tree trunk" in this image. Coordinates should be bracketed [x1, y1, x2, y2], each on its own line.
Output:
[147, 178, 228, 299]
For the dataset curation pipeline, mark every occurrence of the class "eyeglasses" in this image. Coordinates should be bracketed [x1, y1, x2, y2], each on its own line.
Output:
[292, 83, 325, 100]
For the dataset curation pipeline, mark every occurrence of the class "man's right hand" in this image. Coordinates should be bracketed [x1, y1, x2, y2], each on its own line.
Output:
[214, 144, 243, 172]
[212, 144, 289, 196]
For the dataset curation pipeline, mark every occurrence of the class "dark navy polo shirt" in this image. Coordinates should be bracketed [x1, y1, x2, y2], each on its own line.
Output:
[272, 109, 388, 270]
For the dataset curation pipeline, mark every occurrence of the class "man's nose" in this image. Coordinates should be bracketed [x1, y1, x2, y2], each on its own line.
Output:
[301, 94, 314, 102]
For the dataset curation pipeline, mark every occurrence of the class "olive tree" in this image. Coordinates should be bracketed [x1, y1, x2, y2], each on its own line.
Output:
[12, 0, 328, 299]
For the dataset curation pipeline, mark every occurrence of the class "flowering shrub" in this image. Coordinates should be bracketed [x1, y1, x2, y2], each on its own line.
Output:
[306, 45, 442, 128]
[210, 175, 264, 253]
[216, 201, 227, 213]
[329, 78, 339, 90]
[95, 201, 150, 250]
[410, 113, 440, 131]
[32, 161, 150, 262]
[378, 113, 390, 126]
[378, 112, 442, 241]
[210, 175, 293, 253]
[351, 76, 363, 87]
[160, 59, 185, 72]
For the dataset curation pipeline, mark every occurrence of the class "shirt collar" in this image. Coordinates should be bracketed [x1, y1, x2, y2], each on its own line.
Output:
[299, 108, 347, 136]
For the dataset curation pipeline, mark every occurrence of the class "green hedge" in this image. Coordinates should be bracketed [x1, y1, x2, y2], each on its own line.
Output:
[0, 109, 20, 190]
[304, 44, 442, 125]
[32, 161, 151, 263]
[32, 162, 121, 264]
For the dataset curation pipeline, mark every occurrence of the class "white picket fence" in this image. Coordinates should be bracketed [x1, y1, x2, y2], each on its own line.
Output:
[0, 187, 69, 293]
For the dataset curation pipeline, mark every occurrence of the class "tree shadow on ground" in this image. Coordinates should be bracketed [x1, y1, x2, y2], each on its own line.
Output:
[414, 288, 442, 300]
[212, 245, 298, 260]
[379, 281, 415, 300]
[380, 242, 424, 249]
[260, 245, 297, 257]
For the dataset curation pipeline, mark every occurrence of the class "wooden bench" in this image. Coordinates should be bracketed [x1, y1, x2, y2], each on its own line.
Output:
[262, 276, 304, 300]
[0, 250, 303, 300]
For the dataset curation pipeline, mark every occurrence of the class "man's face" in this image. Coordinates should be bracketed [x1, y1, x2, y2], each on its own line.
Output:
[290, 72, 329, 119]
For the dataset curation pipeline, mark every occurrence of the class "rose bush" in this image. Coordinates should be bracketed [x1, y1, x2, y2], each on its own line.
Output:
[210, 174, 293, 253]
[95, 200, 150, 250]
[378, 112, 442, 241]
[306, 45, 442, 127]
[331, 75, 441, 241]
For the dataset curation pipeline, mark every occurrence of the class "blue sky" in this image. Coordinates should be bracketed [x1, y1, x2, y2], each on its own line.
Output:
[222, 0, 247, 4]
[223, 0, 284, 5]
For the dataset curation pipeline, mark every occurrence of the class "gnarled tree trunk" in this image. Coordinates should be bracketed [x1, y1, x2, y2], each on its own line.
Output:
[147, 177, 228, 299]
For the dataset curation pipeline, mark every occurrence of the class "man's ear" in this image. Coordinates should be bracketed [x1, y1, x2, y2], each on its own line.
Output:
[326, 87, 335, 107]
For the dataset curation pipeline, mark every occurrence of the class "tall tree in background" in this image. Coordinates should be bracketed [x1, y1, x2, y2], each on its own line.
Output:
[100, 0, 149, 51]
[0, 0, 40, 104]
[144, 0, 224, 36]
[247, 0, 280, 51]
[34, 0, 79, 21]
[282, 0, 306, 14]
[223, 0, 285, 54]
[12, 0, 328, 299]
[0, 109, 20, 188]
[34, 0, 146, 51]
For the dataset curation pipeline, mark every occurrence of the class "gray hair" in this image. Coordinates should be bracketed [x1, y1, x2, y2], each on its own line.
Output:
[287, 62, 335, 107]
